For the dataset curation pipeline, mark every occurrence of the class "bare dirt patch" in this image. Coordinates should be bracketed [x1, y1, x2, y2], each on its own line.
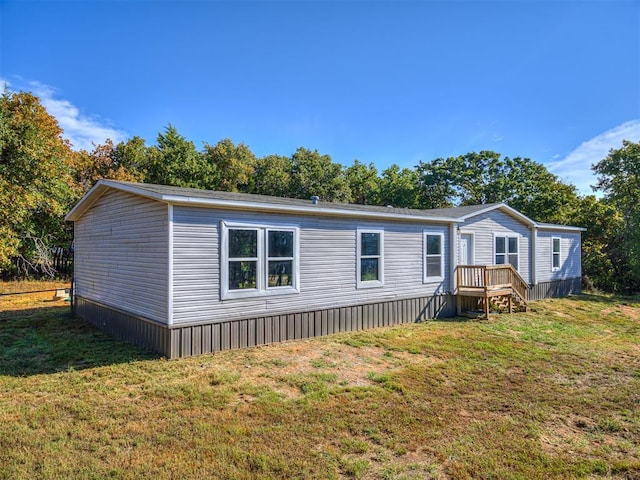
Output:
[621, 305, 640, 321]
[601, 304, 640, 321]
[200, 338, 442, 401]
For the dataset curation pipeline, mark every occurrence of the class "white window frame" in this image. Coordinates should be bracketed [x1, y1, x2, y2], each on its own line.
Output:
[356, 228, 384, 289]
[493, 233, 520, 271]
[423, 231, 444, 283]
[551, 236, 561, 272]
[221, 221, 300, 300]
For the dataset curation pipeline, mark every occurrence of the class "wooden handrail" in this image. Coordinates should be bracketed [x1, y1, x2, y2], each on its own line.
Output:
[457, 264, 529, 302]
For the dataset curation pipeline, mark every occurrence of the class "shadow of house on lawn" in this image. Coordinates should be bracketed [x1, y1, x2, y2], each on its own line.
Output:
[0, 305, 158, 377]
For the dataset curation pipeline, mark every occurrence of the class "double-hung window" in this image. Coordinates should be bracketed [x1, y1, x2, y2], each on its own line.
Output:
[267, 230, 295, 287]
[357, 229, 384, 288]
[222, 222, 299, 299]
[227, 228, 259, 291]
[423, 231, 444, 282]
[495, 234, 519, 269]
[552, 237, 561, 272]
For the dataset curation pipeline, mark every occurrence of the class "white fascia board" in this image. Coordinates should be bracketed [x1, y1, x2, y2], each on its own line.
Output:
[535, 224, 586, 232]
[64, 182, 108, 222]
[67, 180, 462, 224]
[163, 195, 461, 224]
[457, 202, 585, 232]
[458, 203, 537, 227]
[65, 180, 166, 222]
[99, 180, 167, 201]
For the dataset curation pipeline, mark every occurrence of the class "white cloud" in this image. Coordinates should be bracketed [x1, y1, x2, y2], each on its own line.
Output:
[2, 77, 127, 151]
[548, 120, 640, 195]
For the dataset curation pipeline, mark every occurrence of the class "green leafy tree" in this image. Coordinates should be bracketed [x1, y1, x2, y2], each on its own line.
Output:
[203, 138, 256, 192]
[416, 152, 578, 222]
[290, 147, 351, 202]
[414, 157, 457, 208]
[252, 154, 293, 197]
[145, 125, 212, 188]
[378, 164, 421, 209]
[593, 140, 640, 293]
[72, 139, 145, 192]
[113, 136, 150, 181]
[0, 90, 77, 274]
[567, 195, 624, 292]
[345, 160, 379, 205]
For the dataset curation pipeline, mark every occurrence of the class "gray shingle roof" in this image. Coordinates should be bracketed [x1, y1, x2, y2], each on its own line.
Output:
[108, 181, 498, 220]
[66, 180, 584, 231]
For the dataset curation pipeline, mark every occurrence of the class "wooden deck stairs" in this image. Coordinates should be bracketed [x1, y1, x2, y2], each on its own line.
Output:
[456, 265, 529, 319]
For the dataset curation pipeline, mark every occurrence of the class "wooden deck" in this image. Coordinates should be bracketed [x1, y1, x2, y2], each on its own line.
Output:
[456, 265, 529, 318]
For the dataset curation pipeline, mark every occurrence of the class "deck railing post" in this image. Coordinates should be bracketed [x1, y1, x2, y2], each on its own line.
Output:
[483, 267, 489, 294]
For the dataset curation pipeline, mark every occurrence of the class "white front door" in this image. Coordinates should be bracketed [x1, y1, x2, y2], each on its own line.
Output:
[460, 233, 474, 265]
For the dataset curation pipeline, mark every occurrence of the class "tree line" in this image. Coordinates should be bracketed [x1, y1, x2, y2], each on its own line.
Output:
[1, 90, 638, 293]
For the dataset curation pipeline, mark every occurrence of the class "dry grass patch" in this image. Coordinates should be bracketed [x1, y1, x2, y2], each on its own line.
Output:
[1, 286, 639, 479]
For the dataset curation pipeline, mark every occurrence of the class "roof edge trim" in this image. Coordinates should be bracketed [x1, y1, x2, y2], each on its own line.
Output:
[65, 180, 461, 224]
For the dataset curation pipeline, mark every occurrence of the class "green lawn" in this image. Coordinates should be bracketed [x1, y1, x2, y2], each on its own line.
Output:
[1, 284, 639, 479]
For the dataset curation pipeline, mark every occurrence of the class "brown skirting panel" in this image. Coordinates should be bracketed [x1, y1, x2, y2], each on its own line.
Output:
[74, 296, 171, 355]
[74, 294, 455, 359]
[529, 277, 582, 301]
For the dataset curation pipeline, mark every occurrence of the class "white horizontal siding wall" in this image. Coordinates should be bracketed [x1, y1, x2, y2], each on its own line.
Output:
[458, 210, 531, 283]
[172, 206, 450, 325]
[74, 190, 169, 323]
[536, 231, 582, 282]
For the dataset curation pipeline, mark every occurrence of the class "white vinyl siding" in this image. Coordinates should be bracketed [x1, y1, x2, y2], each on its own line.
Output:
[536, 231, 582, 282]
[357, 229, 384, 289]
[73, 190, 168, 323]
[457, 210, 531, 283]
[424, 231, 444, 282]
[171, 206, 451, 325]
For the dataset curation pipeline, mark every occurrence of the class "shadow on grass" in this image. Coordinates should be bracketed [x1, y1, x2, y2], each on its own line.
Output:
[571, 292, 639, 303]
[0, 305, 158, 377]
[426, 293, 640, 325]
[427, 315, 484, 323]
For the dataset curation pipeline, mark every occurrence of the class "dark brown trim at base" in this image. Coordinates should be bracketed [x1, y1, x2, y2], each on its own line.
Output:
[74, 294, 456, 359]
[74, 297, 170, 355]
[529, 277, 582, 301]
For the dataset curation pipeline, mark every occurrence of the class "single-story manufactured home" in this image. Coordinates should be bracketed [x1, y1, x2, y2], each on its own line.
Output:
[65, 180, 584, 358]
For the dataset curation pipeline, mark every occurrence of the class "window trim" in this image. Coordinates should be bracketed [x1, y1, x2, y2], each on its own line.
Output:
[356, 228, 384, 289]
[551, 236, 561, 272]
[423, 231, 445, 283]
[493, 233, 520, 270]
[266, 228, 297, 290]
[221, 221, 300, 300]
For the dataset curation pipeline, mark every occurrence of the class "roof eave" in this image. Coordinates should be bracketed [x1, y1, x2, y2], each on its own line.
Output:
[458, 202, 537, 227]
[65, 179, 167, 222]
[164, 194, 460, 223]
[66, 180, 461, 224]
[535, 224, 587, 232]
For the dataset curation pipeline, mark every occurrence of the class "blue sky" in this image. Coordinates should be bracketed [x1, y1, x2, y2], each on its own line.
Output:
[2, 0, 639, 195]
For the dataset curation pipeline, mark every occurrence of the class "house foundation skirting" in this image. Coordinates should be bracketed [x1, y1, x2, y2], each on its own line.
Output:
[74, 294, 456, 359]
[74, 297, 171, 355]
[529, 277, 582, 301]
